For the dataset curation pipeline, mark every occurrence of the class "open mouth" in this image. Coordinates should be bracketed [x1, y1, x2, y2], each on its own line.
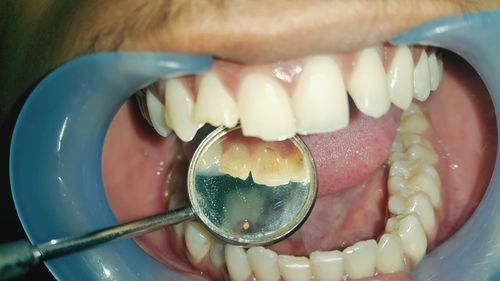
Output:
[101, 45, 497, 281]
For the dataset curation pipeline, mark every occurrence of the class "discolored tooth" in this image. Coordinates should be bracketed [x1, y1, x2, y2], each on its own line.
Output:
[404, 144, 438, 165]
[413, 51, 431, 101]
[347, 47, 391, 118]
[185, 222, 213, 263]
[164, 78, 204, 142]
[398, 110, 429, 135]
[198, 142, 222, 170]
[194, 72, 239, 128]
[387, 46, 414, 110]
[238, 73, 296, 141]
[286, 150, 308, 183]
[225, 245, 252, 281]
[428, 52, 443, 91]
[251, 145, 290, 186]
[292, 56, 349, 134]
[343, 239, 377, 279]
[145, 89, 172, 137]
[394, 214, 427, 264]
[310, 250, 344, 281]
[406, 193, 437, 237]
[278, 255, 312, 281]
[376, 233, 406, 273]
[210, 241, 225, 268]
[219, 142, 251, 180]
[407, 166, 442, 208]
[247, 247, 280, 281]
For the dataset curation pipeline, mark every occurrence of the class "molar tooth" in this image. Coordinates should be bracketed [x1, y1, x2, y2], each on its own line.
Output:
[164, 78, 203, 142]
[347, 47, 391, 118]
[225, 245, 252, 281]
[388, 46, 414, 110]
[185, 222, 213, 263]
[388, 194, 406, 215]
[398, 110, 429, 134]
[278, 255, 312, 281]
[406, 193, 437, 237]
[413, 51, 431, 101]
[343, 239, 378, 279]
[247, 247, 280, 281]
[407, 166, 442, 207]
[145, 89, 171, 137]
[251, 145, 290, 186]
[210, 241, 225, 268]
[194, 72, 239, 128]
[376, 233, 406, 273]
[238, 73, 296, 141]
[428, 52, 443, 91]
[219, 142, 251, 180]
[394, 214, 428, 265]
[388, 176, 407, 195]
[310, 250, 344, 281]
[404, 144, 438, 165]
[292, 56, 349, 134]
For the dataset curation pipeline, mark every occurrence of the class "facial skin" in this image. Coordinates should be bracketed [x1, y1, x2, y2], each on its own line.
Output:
[0, 1, 499, 280]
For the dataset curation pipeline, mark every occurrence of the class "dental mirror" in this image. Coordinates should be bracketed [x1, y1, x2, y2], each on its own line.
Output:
[0, 126, 317, 279]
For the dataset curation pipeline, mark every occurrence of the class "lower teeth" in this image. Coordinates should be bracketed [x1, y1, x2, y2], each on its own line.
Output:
[169, 103, 440, 281]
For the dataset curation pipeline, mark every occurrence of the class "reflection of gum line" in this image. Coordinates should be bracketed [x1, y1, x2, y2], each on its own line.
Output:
[173, 103, 442, 281]
[200, 140, 308, 187]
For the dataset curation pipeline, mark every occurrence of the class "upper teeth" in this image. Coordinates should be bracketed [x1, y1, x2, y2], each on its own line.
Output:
[138, 45, 444, 142]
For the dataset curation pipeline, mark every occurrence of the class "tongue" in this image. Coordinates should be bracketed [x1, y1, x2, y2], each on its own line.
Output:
[303, 106, 401, 197]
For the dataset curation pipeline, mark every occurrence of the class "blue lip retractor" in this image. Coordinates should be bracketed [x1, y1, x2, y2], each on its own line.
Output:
[9, 10, 500, 281]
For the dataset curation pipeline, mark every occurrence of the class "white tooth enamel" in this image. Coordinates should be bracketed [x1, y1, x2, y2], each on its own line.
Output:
[225, 245, 252, 281]
[347, 47, 391, 118]
[388, 194, 406, 215]
[219, 142, 251, 180]
[343, 239, 377, 279]
[210, 241, 225, 268]
[278, 255, 312, 281]
[405, 144, 438, 165]
[376, 233, 406, 273]
[388, 176, 406, 195]
[406, 193, 437, 237]
[194, 72, 239, 127]
[251, 144, 290, 186]
[428, 52, 442, 91]
[238, 73, 296, 141]
[292, 56, 349, 134]
[387, 46, 414, 110]
[413, 51, 431, 101]
[394, 214, 427, 264]
[146, 89, 171, 137]
[247, 247, 280, 281]
[198, 142, 222, 170]
[164, 78, 203, 142]
[310, 250, 344, 281]
[185, 222, 212, 263]
[407, 166, 442, 207]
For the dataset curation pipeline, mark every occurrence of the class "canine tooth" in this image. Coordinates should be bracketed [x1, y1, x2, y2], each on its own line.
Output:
[405, 144, 438, 165]
[292, 56, 349, 134]
[210, 241, 225, 268]
[428, 52, 443, 91]
[219, 142, 251, 180]
[347, 47, 391, 118]
[398, 111, 429, 134]
[225, 245, 252, 281]
[145, 90, 171, 137]
[343, 239, 377, 279]
[394, 214, 427, 264]
[310, 250, 344, 281]
[388, 46, 414, 110]
[377, 233, 406, 273]
[247, 247, 280, 281]
[413, 51, 431, 101]
[278, 255, 312, 281]
[198, 142, 222, 170]
[251, 145, 290, 186]
[164, 78, 203, 142]
[407, 167, 442, 207]
[406, 193, 437, 237]
[238, 73, 296, 141]
[185, 222, 212, 263]
[194, 72, 239, 128]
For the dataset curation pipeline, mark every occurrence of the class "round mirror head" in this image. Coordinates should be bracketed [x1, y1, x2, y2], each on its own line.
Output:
[188, 126, 317, 247]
